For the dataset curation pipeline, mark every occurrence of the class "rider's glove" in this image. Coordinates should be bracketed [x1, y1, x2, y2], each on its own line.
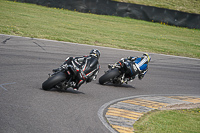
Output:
[61, 64, 68, 69]
[52, 68, 60, 72]
[128, 56, 137, 61]
[52, 65, 66, 72]
[138, 74, 144, 80]
[127, 56, 132, 60]
[120, 58, 125, 62]
[108, 64, 113, 69]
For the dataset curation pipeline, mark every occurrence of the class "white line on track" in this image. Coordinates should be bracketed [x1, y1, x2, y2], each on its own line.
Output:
[0, 82, 16, 91]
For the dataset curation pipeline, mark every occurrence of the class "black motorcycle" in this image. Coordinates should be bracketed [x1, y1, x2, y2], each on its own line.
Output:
[42, 64, 78, 91]
[99, 59, 138, 85]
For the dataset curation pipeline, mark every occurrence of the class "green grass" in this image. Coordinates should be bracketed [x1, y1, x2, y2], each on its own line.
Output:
[134, 108, 200, 133]
[113, 0, 200, 14]
[0, 0, 200, 58]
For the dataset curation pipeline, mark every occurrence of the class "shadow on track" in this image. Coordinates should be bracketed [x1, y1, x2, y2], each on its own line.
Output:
[97, 83, 135, 89]
[39, 88, 85, 94]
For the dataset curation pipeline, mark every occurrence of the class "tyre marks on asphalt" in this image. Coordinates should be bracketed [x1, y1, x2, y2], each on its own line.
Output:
[1, 37, 11, 44]
[103, 95, 200, 133]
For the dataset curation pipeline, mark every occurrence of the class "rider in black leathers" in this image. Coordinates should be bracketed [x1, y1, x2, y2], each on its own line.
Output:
[53, 49, 100, 90]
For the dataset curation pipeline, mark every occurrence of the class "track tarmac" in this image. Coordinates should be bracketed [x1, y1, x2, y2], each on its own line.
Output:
[1, 34, 200, 133]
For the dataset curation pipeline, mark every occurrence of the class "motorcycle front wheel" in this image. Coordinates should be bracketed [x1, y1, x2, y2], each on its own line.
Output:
[99, 68, 120, 85]
[42, 72, 67, 90]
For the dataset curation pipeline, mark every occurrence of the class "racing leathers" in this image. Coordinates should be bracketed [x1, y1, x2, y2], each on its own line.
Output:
[61, 55, 100, 90]
[115, 54, 151, 81]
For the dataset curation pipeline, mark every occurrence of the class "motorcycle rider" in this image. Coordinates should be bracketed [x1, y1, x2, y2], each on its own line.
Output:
[110, 53, 151, 83]
[53, 49, 101, 90]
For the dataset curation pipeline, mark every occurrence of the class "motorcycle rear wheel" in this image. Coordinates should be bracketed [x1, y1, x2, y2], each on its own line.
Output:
[99, 68, 120, 85]
[42, 72, 66, 90]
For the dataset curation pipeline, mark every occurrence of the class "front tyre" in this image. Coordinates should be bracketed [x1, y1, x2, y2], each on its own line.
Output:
[99, 68, 120, 85]
[42, 72, 66, 90]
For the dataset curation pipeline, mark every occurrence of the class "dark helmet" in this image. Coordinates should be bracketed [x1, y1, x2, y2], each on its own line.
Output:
[143, 53, 151, 62]
[90, 49, 100, 59]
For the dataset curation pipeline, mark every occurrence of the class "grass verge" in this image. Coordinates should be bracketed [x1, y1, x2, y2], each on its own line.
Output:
[0, 0, 200, 58]
[113, 0, 200, 14]
[134, 108, 200, 133]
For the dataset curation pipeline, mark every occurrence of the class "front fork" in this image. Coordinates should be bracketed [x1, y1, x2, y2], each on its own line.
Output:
[118, 73, 129, 84]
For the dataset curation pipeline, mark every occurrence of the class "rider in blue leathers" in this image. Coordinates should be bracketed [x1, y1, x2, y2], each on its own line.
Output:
[115, 53, 151, 81]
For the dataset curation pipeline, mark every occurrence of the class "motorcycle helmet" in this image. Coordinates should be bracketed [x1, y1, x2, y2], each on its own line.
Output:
[90, 49, 100, 59]
[143, 53, 151, 62]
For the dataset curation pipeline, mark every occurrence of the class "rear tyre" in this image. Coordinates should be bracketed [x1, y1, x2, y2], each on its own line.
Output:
[42, 72, 66, 90]
[99, 68, 120, 85]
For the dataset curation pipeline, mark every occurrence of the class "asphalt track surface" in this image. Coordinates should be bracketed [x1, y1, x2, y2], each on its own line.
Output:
[0, 34, 200, 133]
